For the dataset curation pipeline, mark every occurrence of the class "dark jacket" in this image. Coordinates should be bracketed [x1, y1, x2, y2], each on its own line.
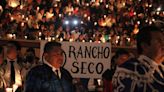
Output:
[112, 58, 164, 92]
[24, 64, 75, 92]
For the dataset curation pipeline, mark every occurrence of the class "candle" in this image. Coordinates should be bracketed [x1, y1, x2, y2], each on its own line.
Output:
[20, 5, 23, 9]
[11, 17, 14, 21]
[6, 88, 12, 92]
[60, 38, 63, 42]
[59, 14, 62, 17]
[21, 22, 24, 26]
[39, 32, 42, 36]
[24, 36, 27, 39]
[37, 6, 39, 11]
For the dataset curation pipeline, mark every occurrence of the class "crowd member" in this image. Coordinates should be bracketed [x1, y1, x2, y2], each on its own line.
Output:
[0, 46, 4, 65]
[102, 48, 130, 92]
[21, 47, 40, 83]
[112, 25, 164, 92]
[24, 41, 75, 92]
[1, 41, 24, 91]
[0, 46, 5, 92]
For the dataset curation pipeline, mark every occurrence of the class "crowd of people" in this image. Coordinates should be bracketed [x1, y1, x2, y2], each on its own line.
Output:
[0, 0, 163, 47]
[0, 24, 164, 92]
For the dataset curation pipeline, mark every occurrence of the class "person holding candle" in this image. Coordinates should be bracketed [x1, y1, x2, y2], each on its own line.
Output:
[112, 25, 164, 92]
[1, 41, 24, 92]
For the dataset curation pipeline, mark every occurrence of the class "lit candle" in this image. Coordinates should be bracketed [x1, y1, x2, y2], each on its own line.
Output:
[60, 38, 63, 42]
[48, 37, 51, 41]
[8, 34, 13, 39]
[22, 15, 25, 19]
[59, 14, 62, 17]
[11, 17, 14, 21]
[94, 22, 97, 25]
[20, 5, 23, 9]
[21, 22, 24, 26]
[52, 37, 55, 40]
[37, 6, 39, 11]
[69, 38, 73, 42]
[39, 32, 42, 36]
[87, 16, 90, 21]
[24, 36, 27, 39]
[6, 88, 12, 92]
[25, 17, 28, 21]
[82, 40, 85, 42]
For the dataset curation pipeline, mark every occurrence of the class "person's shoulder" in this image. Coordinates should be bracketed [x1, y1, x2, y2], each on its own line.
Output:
[30, 64, 50, 71]
[119, 58, 148, 74]
[119, 58, 139, 70]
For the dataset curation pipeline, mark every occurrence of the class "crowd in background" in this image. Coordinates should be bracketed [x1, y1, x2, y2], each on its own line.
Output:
[0, 0, 164, 47]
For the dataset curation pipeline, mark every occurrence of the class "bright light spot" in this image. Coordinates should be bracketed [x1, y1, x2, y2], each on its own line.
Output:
[157, 7, 161, 11]
[73, 19, 78, 25]
[64, 20, 69, 25]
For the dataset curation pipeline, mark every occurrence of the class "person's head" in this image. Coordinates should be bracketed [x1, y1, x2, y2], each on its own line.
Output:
[136, 25, 164, 63]
[114, 48, 130, 66]
[0, 46, 4, 64]
[43, 41, 64, 68]
[6, 41, 21, 60]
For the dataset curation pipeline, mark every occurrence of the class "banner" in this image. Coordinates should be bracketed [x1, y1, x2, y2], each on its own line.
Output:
[40, 41, 111, 78]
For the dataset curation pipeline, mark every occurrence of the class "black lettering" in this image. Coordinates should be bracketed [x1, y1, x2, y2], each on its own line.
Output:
[97, 47, 104, 59]
[104, 47, 110, 58]
[71, 62, 79, 73]
[92, 47, 97, 58]
[69, 46, 76, 59]
[77, 46, 83, 58]
[96, 63, 103, 74]
[81, 62, 87, 74]
[85, 46, 91, 58]
[88, 62, 94, 74]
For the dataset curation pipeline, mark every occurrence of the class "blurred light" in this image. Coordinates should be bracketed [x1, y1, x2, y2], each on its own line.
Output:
[81, 21, 84, 24]
[104, 15, 106, 18]
[84, 14, 87, 18]
[20, 5, 23, 9]
[94, 22, 97, 25]
[137, 21, 140, 25]
[157, 7, 161, 11]
[145, 19, 148, 23]
[152, 18, 155, 22]
[156, 11, 160, 15]
[106, 5, 109, 8]
[59, 14, 62, 17]
[149, 21, 152, 25]
[73, 19, 78, 25]
[149, 4, 152, 7]
[87, 16, 90, 21]
[64, 20, 69, 25]
[86, 3, 89, 6]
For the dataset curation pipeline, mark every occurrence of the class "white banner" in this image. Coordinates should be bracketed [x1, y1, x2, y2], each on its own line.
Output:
[40, 41, 111, 78]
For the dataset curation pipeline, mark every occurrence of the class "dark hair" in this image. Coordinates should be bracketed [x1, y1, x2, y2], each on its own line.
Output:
[6, 41, 21, 51]
[136, 25, 162, 54]
[115, 48, 129, 59]
[44, 41, 62, 53]
[0, 46, 3, 54]
[26, 47, 35, 54]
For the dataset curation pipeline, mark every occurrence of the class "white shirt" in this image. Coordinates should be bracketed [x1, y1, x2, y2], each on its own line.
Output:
[44, 60, 61, 78]
[2, 58, 22, 87]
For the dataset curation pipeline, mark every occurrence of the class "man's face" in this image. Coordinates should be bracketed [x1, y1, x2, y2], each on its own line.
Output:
[46, 47, 64, 68]
[147, 31, 164, 63]
[6, 45, 18, 60]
